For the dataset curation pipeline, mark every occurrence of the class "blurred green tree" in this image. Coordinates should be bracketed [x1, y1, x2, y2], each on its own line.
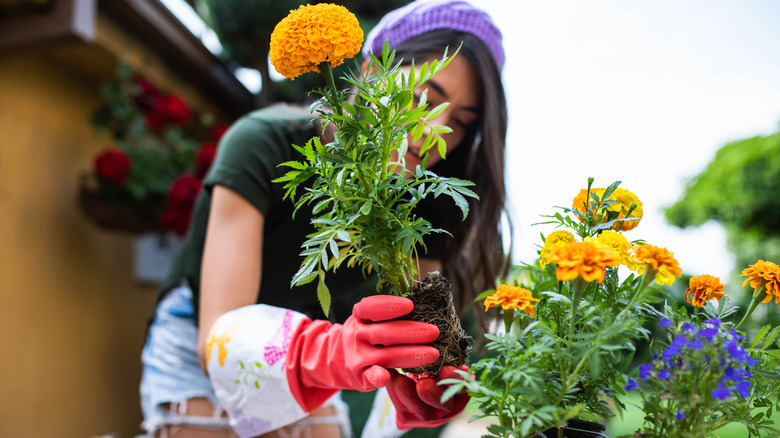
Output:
[665, 130, 780, 272]
[665, 129, 780, 330]
[192, 0, 411, 106]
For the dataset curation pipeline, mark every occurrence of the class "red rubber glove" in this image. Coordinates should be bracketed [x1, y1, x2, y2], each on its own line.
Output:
[285, 295, 441, 412]
[386, 365, 471, 429]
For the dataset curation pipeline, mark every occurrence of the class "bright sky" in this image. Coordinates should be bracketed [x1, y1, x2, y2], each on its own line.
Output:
[164, 0, 780, 281]
[478, 0, 780, 280]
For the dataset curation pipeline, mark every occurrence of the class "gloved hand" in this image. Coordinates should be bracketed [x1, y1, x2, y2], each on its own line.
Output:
[386, 365, 471, 429]
[285, 295, 441, 412]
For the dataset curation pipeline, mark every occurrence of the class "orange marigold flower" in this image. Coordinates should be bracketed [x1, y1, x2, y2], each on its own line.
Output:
[686, 274, 728, 307]
[634, 244, 682, 286]
[545, 240, 619, 284]
[484, 284, 540, 317]
[270, 4, 364, 80]
[540, 230, 576, 268]
[572, 187, 643, 231]
[740, 260, 780, 305]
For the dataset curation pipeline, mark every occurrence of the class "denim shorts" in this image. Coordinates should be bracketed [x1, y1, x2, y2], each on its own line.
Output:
[139, 284, 351, 437]
[140, 284, 230, 433]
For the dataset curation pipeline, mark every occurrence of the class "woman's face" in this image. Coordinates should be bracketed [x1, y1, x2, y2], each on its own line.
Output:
[395, 54, 483, 173]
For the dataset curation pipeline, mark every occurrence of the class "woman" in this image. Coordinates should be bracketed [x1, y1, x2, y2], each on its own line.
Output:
[139, 1, 510, 437]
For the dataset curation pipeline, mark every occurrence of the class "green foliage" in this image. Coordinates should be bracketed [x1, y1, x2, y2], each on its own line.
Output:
[274, 44, 477, 314]
[665, 131, 780, 270]
[90, 62, 200, 203]
[197, 0, 306, 67]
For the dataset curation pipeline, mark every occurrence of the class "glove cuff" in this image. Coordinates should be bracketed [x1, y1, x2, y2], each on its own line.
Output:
[285, 319, 342, 412]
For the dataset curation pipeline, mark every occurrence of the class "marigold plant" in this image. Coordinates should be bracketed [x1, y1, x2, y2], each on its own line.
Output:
[269, 3, 364, 80]
[444, 179, 667, 438]
[273, 8, 477, 315]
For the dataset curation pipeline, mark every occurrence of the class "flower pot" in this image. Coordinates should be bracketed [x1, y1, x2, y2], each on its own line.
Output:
[538, 419, 608, 438]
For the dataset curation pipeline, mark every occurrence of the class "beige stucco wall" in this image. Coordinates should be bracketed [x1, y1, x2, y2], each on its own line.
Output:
[0, 13, 229, 436]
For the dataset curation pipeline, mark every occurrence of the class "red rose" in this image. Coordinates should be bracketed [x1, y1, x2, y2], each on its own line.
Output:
[195, 142, 217, 180]
[211, 122, 230, 141]
[94, 148, 132, 185]
[145, 94, 192, 130]
[159, 94, 192, 126]
[161, 175, 202, 236]
[132, 78, 161, 112]
[145, 111, 165, 131]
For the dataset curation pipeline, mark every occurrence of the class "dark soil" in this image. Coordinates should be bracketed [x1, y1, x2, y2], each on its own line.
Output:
[402, 274, 471, 376]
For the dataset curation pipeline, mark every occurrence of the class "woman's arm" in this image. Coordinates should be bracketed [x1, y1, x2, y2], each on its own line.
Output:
[197, 185, 265, 373]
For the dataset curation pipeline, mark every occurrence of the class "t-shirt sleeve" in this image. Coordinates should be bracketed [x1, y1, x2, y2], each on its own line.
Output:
[203, 108, 314, 216]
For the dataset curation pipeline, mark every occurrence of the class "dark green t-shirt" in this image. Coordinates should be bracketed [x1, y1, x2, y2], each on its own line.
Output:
[161, 105, 448, 324]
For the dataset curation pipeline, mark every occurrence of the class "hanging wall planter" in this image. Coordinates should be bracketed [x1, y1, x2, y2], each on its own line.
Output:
[78, 176, 164, 234]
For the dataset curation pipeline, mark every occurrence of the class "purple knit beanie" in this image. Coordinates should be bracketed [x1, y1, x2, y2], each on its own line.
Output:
[362, 0, 505, 71]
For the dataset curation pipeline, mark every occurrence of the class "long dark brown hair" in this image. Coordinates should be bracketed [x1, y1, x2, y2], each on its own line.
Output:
[393, 29, 513, 331]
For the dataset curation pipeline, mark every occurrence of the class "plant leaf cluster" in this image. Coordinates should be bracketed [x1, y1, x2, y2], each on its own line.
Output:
[274, 43, 478, 315]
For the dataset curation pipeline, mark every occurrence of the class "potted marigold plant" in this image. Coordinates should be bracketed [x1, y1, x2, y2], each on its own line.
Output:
[621, 262, 780, 438]
[81, 61, 229, 235]
[443, 178, 683, 437]
[270, 3, 475, 373]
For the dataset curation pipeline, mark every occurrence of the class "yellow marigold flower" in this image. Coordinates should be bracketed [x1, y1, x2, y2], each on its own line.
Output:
[590, 230, 639, 270]
[545, 240, 619, 284]
[634, 244, 682, 286]
[686, 274, 728, 307]
[484, 284, 540, 317]
[572, 187, 643, 231]
[540, 230, 576, 268]
[270, 4, 364, 80]
[740, 260, 780, 305]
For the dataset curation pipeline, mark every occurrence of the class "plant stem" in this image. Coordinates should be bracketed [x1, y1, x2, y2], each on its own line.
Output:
[617, 270, 652, 320]
[568, 277, 586, 342]
[319, 62, 342, 117]
[735, 285, 765, 331]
